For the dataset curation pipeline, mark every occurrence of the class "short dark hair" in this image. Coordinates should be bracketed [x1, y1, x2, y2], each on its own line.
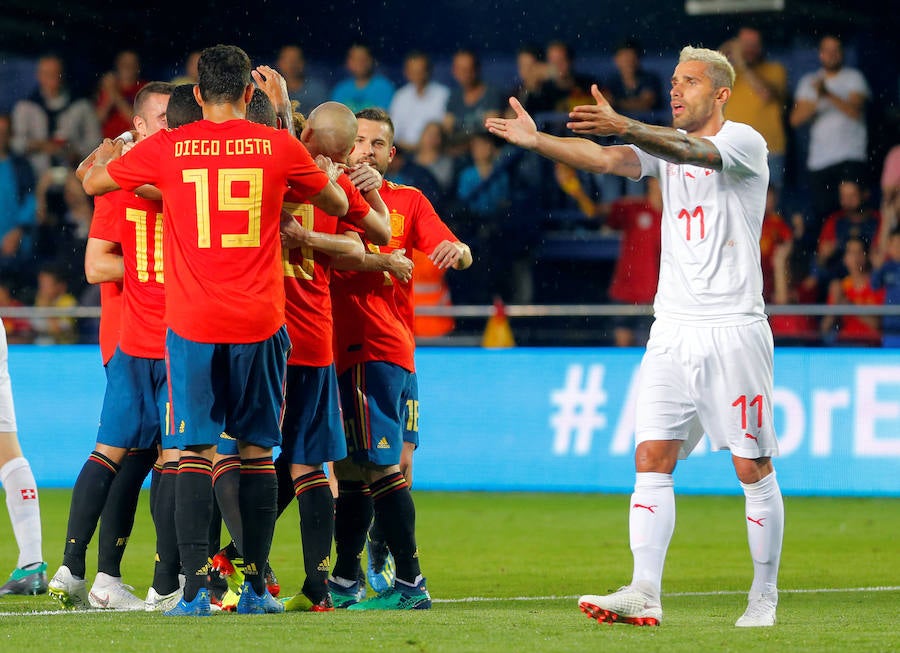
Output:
[517, 44, 544, 61]
[405, 50, 431, 70]
[615, 39, 644, 57]
[166, 84, 202, 128]
[133, 81, 174, 116]
[197, 44, 251, 104]
[547, 40, 574, 61]
[355, 107, 394, 144]
[247, 89, 277, 128]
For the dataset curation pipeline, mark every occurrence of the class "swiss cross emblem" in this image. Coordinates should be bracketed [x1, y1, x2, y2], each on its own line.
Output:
[20, 488, 37, 500]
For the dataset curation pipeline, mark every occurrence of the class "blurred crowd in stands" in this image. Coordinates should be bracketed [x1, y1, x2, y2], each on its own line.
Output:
[1, 28, 898, 346]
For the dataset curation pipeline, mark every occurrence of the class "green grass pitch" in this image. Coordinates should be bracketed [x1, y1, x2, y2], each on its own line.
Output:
[1, 490, 898, 652]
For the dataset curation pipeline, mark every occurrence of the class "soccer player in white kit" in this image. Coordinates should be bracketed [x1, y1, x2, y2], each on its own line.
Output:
[487, 46, 783, 628]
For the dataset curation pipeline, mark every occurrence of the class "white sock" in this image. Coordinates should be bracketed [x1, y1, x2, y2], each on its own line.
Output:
[0, 457, 43, 568]
[629, 472, 675, 598]
[741, 471, 783, 598]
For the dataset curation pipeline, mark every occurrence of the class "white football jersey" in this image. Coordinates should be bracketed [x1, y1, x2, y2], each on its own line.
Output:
[630, 121, 769, 325]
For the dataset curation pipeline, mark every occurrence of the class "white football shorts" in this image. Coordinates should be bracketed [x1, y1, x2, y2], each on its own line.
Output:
[0, 322, 18, 432]
[634, 317, 778, 460]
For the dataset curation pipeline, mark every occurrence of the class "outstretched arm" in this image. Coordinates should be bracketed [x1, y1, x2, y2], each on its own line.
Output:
[485, 96, 641, 177]
[567, 85, 722, 170]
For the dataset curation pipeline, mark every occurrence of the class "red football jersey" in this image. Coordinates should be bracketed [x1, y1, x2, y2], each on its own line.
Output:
[88, 193, 124, 365]
[283, 173, 370, 367]
[107, 119, 330, 343]
[331, 181, 454, 374]
[116, 192, 166, 358]
[605, 197, 662, 304]
[376, 181, 458, 333]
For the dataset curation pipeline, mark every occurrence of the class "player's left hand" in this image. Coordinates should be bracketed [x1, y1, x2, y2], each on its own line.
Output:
[567, 85, 628, 136]
[347, 162, 383, 193]
[429, 240, 463, 270]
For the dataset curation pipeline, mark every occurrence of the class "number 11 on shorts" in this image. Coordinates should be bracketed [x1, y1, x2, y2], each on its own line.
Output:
[732, 394, 763, 430]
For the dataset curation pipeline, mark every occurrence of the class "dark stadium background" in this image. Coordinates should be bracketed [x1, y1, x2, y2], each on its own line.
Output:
[1, 1, 896, 78]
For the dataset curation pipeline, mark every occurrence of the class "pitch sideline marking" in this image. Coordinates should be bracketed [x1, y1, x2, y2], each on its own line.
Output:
[1, 585, 898, 616]
[435, 585, 900, 603]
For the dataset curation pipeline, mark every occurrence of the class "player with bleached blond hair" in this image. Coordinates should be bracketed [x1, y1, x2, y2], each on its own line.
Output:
[487, 45, 783, 628]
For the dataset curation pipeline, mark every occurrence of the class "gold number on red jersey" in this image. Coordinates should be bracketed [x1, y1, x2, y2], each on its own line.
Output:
[183, 167, 263, 248]
[125, 208, 164, 283]
[281, 202, 314, 280]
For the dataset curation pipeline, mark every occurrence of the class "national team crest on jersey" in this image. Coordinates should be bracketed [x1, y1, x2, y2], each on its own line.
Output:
[390, 211, 406, 239]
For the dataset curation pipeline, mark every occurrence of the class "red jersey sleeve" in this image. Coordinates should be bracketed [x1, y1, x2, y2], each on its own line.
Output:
[337, 173, 371, 224]
[106, 131, 164, 191]
[89, 193, 122, 243]
[284, 135, 331, 200]
[408, 190, 456, 255]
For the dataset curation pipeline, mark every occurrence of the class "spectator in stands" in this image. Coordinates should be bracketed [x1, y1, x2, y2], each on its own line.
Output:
[331, 43, 394, 113]
[11, 54, 101, 177]
[457, 131, 510, 217]
[554, 162, 601, 218]
[721, 27, 788, 189]
[0, 280, 32, 344]
[508, 45, 554, 115]
[541, 41, 594, 113]
[276, 45, 328, 113]
[31, 261, 79, 345]
[603, 40, 663, 116]
[602, 177, 663, 347]
[33, 168, 92, 276]
[389, 51, 449, 151]
[871, 188, 900, 346]
[816, 179, 881, 285]
[769, 237, 819, 344]
[171, 51, 200, 85]
[790, 35, 870, 237]
[95, 50, 145, 140]
[820, 237, 884, 346]
[881, 144, 900, 198]
[0, 114, 36, 282]
[444, 49, 503, 140]
[386, 146, 442, 204]
[413, 121, 456, 196]
[759, 186, 793, 302]
[596, 40, 662, 205]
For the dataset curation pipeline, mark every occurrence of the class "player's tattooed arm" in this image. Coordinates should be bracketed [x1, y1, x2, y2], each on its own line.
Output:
[621, 121, 723, 171]
[566, 83, 722, 170]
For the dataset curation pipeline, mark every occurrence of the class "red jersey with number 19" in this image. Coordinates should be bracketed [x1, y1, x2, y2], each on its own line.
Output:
[282, 173, 371, 367]
[88, 193, 123, 365]
[106, 119, 330, 343]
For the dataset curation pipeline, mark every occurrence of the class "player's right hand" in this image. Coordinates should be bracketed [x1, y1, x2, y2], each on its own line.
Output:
[485, 98, 538, 150]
